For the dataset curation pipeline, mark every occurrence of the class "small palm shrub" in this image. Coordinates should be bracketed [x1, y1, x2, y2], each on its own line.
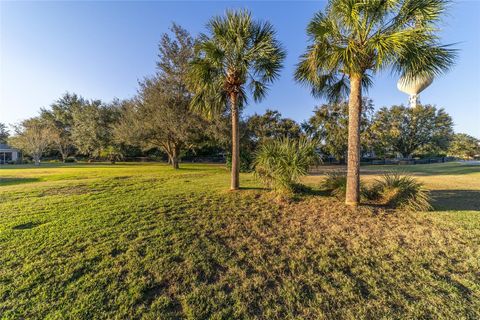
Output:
[321, 170, 348, 198]
[254, 137, 319, 194]
[322, 170, 370, 199]
[368, 172, 432, 212]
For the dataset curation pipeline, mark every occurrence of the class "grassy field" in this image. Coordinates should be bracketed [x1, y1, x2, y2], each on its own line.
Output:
[0, 162, 479, 319]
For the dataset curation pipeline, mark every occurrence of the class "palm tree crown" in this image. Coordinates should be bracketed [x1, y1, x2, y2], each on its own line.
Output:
[189, 9, 286, 117]
[295, 0, 456, 101]
[189, 9, 285, 189]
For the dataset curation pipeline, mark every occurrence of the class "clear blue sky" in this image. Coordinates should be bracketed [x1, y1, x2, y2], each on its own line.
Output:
[1, 1, 479, 138]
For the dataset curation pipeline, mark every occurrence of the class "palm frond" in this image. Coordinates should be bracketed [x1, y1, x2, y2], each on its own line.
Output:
[189, 9, 285, 117]
[296, 0, 455, 102]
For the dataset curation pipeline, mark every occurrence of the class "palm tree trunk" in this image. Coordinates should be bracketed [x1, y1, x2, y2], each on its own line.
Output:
[230, 92, 240, 190]
[345, 74, 362, 207]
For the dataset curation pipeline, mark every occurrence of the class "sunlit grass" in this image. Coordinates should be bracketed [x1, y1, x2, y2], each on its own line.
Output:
[0, 162, 479, 318]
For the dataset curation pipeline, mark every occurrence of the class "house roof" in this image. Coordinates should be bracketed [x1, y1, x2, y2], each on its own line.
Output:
[0, 144, 18, 151]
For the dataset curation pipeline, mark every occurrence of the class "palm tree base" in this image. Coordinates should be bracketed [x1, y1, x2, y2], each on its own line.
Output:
[345, 201, 359, 207]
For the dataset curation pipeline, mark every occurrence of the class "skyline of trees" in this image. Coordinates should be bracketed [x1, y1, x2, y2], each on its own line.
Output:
[3, 8, 473, 168]
[7, 94, 474, 165]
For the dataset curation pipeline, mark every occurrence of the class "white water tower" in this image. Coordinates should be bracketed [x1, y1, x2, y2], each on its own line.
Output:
[397, 75, 433, 108]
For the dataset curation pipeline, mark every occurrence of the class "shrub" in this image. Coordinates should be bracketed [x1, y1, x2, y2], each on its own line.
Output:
[100, 146, 124, 164]
[64, 157, 76, 163]
[368, 172, 432, 212]
[254, 137, 319, 194]
[321, 170, 371, 199]
[321, 170, 347, 198]
[226, 152, 253, 172]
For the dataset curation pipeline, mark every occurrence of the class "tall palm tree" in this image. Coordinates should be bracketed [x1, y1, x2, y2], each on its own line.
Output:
[295, 0, 455, 206]
[189, 10, 285, 190]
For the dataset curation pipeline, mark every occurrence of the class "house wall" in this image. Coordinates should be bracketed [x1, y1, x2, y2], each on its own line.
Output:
[0, 150, 21, 164]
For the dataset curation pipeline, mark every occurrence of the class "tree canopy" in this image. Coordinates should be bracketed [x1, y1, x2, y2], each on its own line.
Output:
[114, 24, 203, 169]
[0, 123, 9, 144]
[40, 93, 84, 161]
[303, 99, 374, 161]
[370, 104, 453, 158]
[448, 133, 480, 159]
[9, 118, 53, 165]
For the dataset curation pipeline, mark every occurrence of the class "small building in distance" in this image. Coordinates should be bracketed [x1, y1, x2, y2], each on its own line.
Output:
[0, 144, 22, 164]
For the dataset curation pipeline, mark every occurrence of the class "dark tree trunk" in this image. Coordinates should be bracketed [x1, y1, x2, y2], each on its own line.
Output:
[171, 144, 180, 169]
[230, 92, 240, 190]
[345, 74, 362, 207]
[60, 148, 67, 163]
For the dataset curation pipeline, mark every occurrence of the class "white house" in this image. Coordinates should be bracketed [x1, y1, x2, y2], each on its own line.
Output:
[0, 144, 21, 164]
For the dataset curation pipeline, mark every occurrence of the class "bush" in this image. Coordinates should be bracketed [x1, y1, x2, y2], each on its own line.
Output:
[254, 137, 319, 194]
[367, 172, 432, 212]
[226, 152, 253, 172]
[321, 170, 371, 199]
[321, 170, 347, 198]
[100, 146, 124, 164]
[64, 157, 76, 163]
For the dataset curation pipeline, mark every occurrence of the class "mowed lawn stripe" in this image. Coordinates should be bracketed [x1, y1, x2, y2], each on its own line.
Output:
[0, 162, 479, 319]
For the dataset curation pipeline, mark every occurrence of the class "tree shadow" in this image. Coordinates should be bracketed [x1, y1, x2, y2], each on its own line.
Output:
[12, 221, 42, 230]
[361, 164, 480, 176]
[299, 187, 332, 197]
[239, 186, 266, 191]
[430, 190, 480, 211]
[309, 163, 480, 177]
[0, 177, 41, 186]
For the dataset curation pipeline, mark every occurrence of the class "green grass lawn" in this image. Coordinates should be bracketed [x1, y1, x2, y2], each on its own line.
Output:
[1, 162, 479, 319]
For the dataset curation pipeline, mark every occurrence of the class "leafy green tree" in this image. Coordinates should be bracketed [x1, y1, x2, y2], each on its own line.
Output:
[226, 109, 302, 171]
[189, 10, 286, 190]
[100, 145, 124, 164]
[303, 99, 374, 161]
[71, 100, 118, 160]
[247, 109, 301, 143]
[40, 93, 84, 161]
[114, 24, 203, 169]
[370, 104, 453, 158]
[295, 0, 456, 206]
[447, 133, 480, 159]
[0, 123, 9, 144]
[9, 118, 53, 165]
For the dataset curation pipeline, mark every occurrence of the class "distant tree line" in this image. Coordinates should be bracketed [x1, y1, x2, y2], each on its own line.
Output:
[4, 22, 477, 168]
[5, 95, 477, 166]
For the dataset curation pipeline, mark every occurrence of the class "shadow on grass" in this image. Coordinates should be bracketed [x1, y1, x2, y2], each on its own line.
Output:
[0, 177, 41, 186]
[12, 221, 42, 230]
[430, 190, 480, 211]
[299, 188, 331, 197]
[362, 164, 480, 176]
[309, 163, 480, 177]
[239, 186, 265, 191]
